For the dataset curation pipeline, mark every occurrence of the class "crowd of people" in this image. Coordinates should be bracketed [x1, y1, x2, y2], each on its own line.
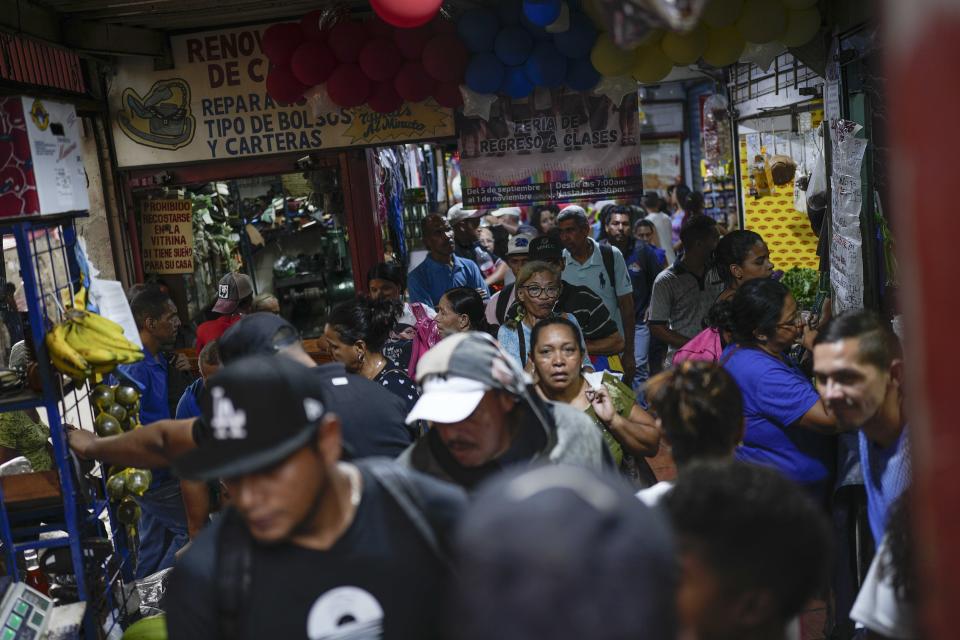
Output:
[58, 190, 915, 640]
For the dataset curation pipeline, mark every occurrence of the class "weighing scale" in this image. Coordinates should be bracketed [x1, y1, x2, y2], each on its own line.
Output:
[0, 577, 53, 640]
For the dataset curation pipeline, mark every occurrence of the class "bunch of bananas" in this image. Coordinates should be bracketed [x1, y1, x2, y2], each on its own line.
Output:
[0, 368, 24, 394]
[46, 309, 143, 381]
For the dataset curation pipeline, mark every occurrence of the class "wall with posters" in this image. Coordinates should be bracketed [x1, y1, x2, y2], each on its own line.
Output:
[108, 24, 455, 168]
[458, 93, 643, 206]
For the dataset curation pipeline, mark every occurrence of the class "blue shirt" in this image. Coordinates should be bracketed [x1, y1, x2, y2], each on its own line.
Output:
[117, 348, 170, 424]
[497, 314, 592, 370]
[408, 254, 489, 307]
[562, 239, 633, 335]
[117, 348, 172, 486]
[860, 426, 911, 542]
[176, 377, 204, 420]
[603, 239, 662, 319]
[723, 346, 834, 487]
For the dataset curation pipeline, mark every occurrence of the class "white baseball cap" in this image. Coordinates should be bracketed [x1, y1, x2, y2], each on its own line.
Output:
[405, 376, 491, 425]
[506, 233, 535, 256]
[491, 207, 521, 218]
[448, 203, 484, 223]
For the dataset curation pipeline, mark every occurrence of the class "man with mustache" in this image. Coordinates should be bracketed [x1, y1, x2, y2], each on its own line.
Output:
[398, 332, 608, 491]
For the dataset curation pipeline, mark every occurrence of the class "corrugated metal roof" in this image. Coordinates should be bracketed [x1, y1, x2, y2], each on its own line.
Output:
[0, 32, 85, 93]
[34, 0, 367, 31]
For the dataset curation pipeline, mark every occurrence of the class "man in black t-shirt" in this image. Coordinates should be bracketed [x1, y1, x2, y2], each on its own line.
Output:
[166, 355, 465, 640]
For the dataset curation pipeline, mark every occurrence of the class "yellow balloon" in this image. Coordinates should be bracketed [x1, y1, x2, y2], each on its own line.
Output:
[661, 24, 707, 66]
[783, 0, 817, 8]
[702, 0, 744, 29]
[591, 33, 633, 77]
[737, 0, 787, 44]
[780, 7, 821, 47]
[632, 44, 674, 83]
[582, 0, 608, 31]
[639, 28, 665, 46]
[702, 25, 746, 67]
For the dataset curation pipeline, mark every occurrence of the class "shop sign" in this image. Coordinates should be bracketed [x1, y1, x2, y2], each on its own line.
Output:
[108, 24, 455, 168]
[141, 199, 194, 274]
[458, 93, 644, 207]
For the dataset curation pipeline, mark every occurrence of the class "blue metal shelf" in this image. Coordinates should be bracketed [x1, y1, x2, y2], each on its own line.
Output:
[0, 213, 132, 639]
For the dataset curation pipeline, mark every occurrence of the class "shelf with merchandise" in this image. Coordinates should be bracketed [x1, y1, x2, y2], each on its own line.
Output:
[0, 213, 134, 639]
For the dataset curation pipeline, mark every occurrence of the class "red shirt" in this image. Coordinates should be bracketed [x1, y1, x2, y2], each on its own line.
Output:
[195, 314, 242, 352]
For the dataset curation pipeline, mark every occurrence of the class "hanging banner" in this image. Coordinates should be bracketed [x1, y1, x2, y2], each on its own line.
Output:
[141, 199, 194, 274]
[458, 93, 643, 207]
[108, 24, 455, 168]
[829, 120, 869, 313]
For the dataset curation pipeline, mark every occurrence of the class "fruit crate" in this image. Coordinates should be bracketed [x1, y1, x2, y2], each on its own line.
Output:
[0, 211, 134, 639]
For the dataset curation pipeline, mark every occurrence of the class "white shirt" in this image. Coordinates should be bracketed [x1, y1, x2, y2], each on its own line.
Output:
[644, 212, 677, 265]
[636, 481, 674, 507]
[850, 537, 917, 639]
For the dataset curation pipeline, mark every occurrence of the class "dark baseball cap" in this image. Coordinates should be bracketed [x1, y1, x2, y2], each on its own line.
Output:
[528, 235, 563, 261]
[218, 312, 301, 365]
[453, 465, 677, 640]
[212, 272, 254, 314]
[173, 355, 329, 481]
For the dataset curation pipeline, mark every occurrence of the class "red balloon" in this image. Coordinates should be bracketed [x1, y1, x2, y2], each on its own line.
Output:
[422, 33, 468, 83]
[327, 64, 372, 108]
[393, 24, 432, 60]
[359, 38, 404, 82]
[364, 16, 394, 39]
[266, 67, 307, 105]
[300, 10, 328, 42]
[394, 61, 435, 103]
[433, 82, 463, 108]
[328, 20, 369, 63]
[370, 0, 442, 29]
[368, 82, 404, 113]
[291, 41, 338, 87]
[261, 23, 304, 66]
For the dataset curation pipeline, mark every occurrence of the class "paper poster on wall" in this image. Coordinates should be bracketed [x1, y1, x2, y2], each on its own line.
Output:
[141, 199, 194, 274]
[458, 93, 643, 206]
[829, 120, 868, 313]
[108, 24, 455, 168]
[640, 138, 681, 191]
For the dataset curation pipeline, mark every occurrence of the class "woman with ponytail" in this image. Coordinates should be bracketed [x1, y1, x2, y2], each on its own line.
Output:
[324, 297, 420, 413]
[673, 230, 774, 364]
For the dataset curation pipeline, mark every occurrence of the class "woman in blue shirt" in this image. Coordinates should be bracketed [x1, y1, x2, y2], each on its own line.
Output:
[718, 279, 837, 499]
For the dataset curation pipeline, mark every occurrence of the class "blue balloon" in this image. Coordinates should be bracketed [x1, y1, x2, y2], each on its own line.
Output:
[565, 57, 600, 91]
[523, 0, 561, 27]
[525, 41, 567, 88]
[458, 8, 501, 53]
[554, 13, 597, 59]
[501, 65, 534, 98]
[495, 26, 534, 66]
[497, 0, 522, 25]
[466, 53, 506, 94]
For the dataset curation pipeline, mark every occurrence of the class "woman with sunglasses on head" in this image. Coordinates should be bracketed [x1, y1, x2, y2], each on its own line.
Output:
[497, 261, 591, 373]
[529, 315, 659, 486]
[718, 279, 840, 501]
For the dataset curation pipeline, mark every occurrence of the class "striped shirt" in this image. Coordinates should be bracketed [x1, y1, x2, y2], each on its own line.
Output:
[648, 262, 724, 359]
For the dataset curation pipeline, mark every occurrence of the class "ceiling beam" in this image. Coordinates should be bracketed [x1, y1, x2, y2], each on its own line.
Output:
[61, 18, 169, 58]
[0, 0, 62, 43]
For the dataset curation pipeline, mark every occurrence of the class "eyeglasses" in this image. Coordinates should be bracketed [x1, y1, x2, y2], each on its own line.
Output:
[521, 284, 562, 299]
[777, 315, 802, 329]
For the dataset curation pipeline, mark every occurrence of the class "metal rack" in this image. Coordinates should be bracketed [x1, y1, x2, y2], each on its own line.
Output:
[0, 210, 133, 638]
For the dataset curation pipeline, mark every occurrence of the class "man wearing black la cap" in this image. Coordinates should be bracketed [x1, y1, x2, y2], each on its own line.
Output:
[166, 355, 465, 640]
[69, 313, 413, 473]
